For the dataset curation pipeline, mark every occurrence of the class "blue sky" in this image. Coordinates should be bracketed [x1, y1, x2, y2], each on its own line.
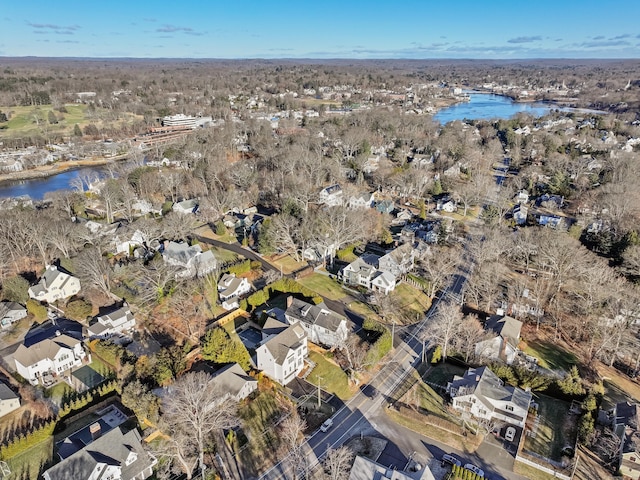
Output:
[2, 0, 640, 59]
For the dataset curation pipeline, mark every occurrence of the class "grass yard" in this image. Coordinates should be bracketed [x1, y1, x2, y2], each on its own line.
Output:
[392, 283, 432, 323]
[5, 436, 53, 480]
[598, 363, 640, 409]
[347, 301, 380, 323]
[425, 361, 467, 389]
[523, 394, 578, 463]
[209, 246, 240, 264]
[268, 255, 307, 275]
[0, 104, 141, 139]
[297, 273, 347, 301]
[306, 351, 353, 400]
[45, 382, 74, 405]
[514, 461, 563, 480]
[521, 339, 577, 372]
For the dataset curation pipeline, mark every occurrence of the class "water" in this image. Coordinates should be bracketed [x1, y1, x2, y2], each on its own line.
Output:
[0, 167, 104, 199]
[434, 92, 563, 124]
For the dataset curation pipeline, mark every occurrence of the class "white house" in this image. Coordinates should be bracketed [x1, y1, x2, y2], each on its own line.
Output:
[447, 366, 532, 428]
[87, 304, 136, 339]
[28, 265, 81, 304]
[42, 426, 156, 480]
[339, 255, 397, 295]
[218, 274, 252, 303]
[172, 198, 199, 214]
[348, 192, 375, 209]
[210, 363, 257, 403]
[475, 315, 523, 365]
[512, 204, 528, 226]
[256, 318, 307, 385]
[0, 301, 27, 329]
[349, 455, 435, 480]
[284, 297, 349, 348]
[0, 383, 20, 418]
[14, 334, 88, 386]
[436, 198, 457, 213]
[378, 243, 416, 278]
[162, 241, 217, 278]
[319, 184, 343, 207]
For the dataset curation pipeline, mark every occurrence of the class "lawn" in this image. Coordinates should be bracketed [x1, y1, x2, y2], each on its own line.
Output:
[5, 436, 53, 480]
[523, 393, 578, 463]
[209, 246, 240, 264]
[46, 382, 74, 405]
[425, 361, 467, 389]
[0, 104, 141, 139]
[347, 301, 380, 323]
[521, 339, 577, 372]
[306, 351, 353, 400]
[297, 273, 347, 301]
[598, 363, 640, 409]
[392, 283, 432, 323]
[268, 255, 307, 275]
[514, 461, 563, 480]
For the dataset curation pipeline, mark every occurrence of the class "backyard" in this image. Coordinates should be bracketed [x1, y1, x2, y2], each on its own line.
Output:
[523, 393, 578, 463]
[520, 338, 577, 372]
[306, 350, 353, 400]
[297, 273, 348, 301]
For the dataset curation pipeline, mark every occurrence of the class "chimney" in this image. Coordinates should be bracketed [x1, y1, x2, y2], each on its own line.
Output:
[55, 330, 61, 337]
[90, 422, 101, 440]
[286, 296, 293, 308]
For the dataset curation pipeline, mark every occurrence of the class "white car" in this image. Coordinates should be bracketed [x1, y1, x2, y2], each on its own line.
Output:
[320, 419, 333, 432]
[464, 463, 484, 477]
[505, 426, 516, 442]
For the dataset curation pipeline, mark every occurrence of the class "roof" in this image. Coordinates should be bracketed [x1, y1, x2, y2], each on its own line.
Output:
[0, 382, 18, 401]
[211, 363, 257, 398]
[43, 426, 154, 480]
[163, 241, 202, 265]
[616, 402, 639, 454]
[23, 318, 84, 347]
[484, 315, 522, 347]
[349, 455, 435, 480]
[96, 306, 133, 326]
[449, 366, 532, 412]
[286, 298, 346, 333]
[219, 273, 247, 297]
[0, 301, 26, 314]
[14, 334, 81, 368]
[260, 322, 306, 365]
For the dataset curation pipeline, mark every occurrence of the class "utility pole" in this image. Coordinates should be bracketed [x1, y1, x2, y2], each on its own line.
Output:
[317, 375, 323, 409]
[391, 320, 395, 349]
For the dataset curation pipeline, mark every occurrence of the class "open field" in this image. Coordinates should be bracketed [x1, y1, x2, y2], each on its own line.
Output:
[0, 104, 142, 139]
[297, 273, 347, 301]
[306, 351, 353, 400]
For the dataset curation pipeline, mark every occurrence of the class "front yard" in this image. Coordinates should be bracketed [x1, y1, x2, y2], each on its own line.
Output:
[297, 273, 348, 301]
[306, 350, 354, 400]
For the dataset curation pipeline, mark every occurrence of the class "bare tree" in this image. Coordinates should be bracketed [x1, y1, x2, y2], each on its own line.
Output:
[157, 371, 239, 480]
[323, 445, 354, 480]
[75, 246, 119, 300]
[423, 302, 464, 361]
[417, 246, 458, 299]
[453, 314, 487, 363]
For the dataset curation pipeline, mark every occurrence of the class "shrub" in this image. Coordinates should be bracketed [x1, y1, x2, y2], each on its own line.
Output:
[26, 299, 47, 321]
[1, 275, 30, 304]
[431, 345, 442, 364]
[214, 220, 227, 235]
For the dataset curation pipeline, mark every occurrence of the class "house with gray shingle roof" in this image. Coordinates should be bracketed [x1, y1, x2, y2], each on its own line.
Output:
[256, 319, 307, 385]
[210, 363, 257, 403]
[475, 315, 523, 365]
[0, 382, 20, 418]
[284, 297, 348, 347]
[87, 304, 136, 339]
[42, 426, 156, 480]
[28, 265, 81, 304]
[218, 273, 252, 309]
[0, 301, 27, 329]
[447, 366, 531, 428]
[162, 241, 217, 278]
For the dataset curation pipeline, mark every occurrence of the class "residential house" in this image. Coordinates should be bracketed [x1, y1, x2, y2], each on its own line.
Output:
[375, 199, 395, 214]
[42, 426, 156, 480]
[0, 382, 20, 418]
[14, 333, 88, 386]
[87, 304, 136, 339]
[536, 214, 563, 229]
[284, 297, 349, 347]
[218, 274, 252, 310]
[349, 455, 435, 480]
[348, 192, 375, 209]
[28, 265, 81, 303]
[475, 315, 523, 365]
[256, 318, 307, 385]
[172, 198, 199, 214]
[378, 243, 416, 278]
[536, 194, 564, 209]
[395, 209, 414, 225]
[162, 241, 217, 278]
[512, 204, 528, 226]
[436, 198, 457, 213]
[339, 255, 397, 295]
[447, 366, 532, 428]
[112, 229, 146, 257]
[0, 301, 27, 329]
[210, 363, 257, 403]
[614, 402, 640, 480]
[319, 184, 343, 206]
[303, 242, 337, 263]
[516, 190, 530, 204]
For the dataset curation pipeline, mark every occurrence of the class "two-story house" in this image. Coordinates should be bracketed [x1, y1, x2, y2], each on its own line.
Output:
[210, 363, 258, 404]
[162, 241, 217, 278]
[284, 297, 349, 348]
[475, 315, 523, 365]
[378, 243, 416, 278]
[87, 304, 136, 339]
[256, 318, 307, 385]
[218, 274, 252, 310]
[339, 254, 397, 295]
[0, 301, 27, 329]
[614, 402, 640, 480]
[42, 426, 156, 480]
[28, 265, 81, 304]
[447, 366, 532, 428]
[319, 184, 343, 207]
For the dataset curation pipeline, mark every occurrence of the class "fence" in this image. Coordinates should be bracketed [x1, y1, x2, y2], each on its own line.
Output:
[515, 452, 573, 480]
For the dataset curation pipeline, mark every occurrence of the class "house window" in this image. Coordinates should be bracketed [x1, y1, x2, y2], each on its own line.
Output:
[506, 405, 514, 412]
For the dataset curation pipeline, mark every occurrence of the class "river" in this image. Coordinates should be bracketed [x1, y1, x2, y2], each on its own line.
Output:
[434, 91, 568, 124]
[0, 167, 105, 200]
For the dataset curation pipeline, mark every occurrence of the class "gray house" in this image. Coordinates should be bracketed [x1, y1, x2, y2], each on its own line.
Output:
[475, 315, 523, 365]
[210, 363, 257, 403]
[0, 382, 20, 418]
[42, 426, 156, 480]
[0, 301, 27, 329]
[284, 297, 349, 348]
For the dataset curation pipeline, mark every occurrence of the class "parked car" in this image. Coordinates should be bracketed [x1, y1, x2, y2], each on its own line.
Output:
[464, 463, 484, 477]
[320, 419, 333, 432]
[505, 426, 516, 442]
[441, 454, 462, 468]
[360, 384, 378, 399]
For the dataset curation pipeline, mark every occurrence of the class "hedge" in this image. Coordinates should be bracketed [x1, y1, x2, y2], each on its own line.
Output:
[242, 277, 323, 313]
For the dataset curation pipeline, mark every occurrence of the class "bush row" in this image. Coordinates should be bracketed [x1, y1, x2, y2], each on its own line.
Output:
[239, 277, 323, 312]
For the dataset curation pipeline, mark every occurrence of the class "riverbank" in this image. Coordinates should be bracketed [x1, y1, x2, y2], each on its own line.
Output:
[0, 153, 131, 185]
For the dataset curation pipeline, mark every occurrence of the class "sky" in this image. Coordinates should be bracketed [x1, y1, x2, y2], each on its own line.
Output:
[2, 0, 640, 59]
